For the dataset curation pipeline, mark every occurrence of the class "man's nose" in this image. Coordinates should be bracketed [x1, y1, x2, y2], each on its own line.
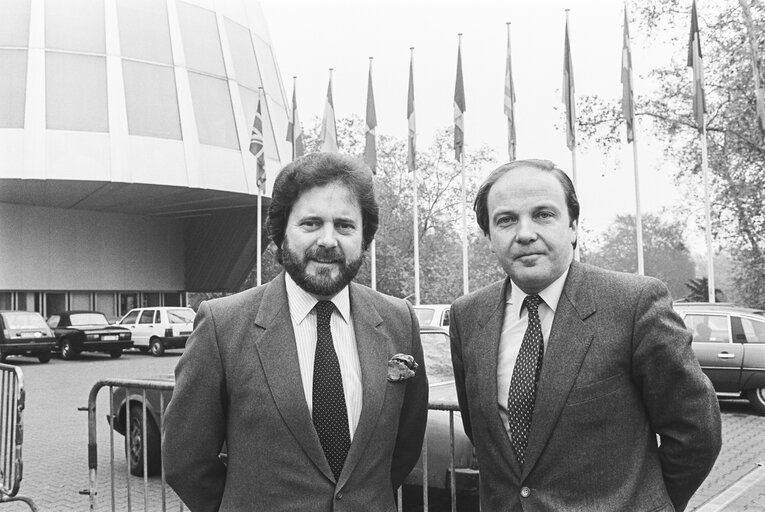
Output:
[515, 217, 537, 243]
[316, 225, 339, 247]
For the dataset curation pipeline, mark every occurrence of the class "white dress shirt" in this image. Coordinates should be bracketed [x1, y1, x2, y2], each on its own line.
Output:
[497, 268, 569, 439]
[285, 273, 363, 439]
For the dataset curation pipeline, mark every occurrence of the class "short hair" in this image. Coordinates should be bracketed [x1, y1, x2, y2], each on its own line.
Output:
[473, 159, 580, 236]
[267, 152, 379, 253]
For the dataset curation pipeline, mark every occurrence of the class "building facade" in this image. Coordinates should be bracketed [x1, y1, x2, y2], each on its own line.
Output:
[0, 0, 289, 319]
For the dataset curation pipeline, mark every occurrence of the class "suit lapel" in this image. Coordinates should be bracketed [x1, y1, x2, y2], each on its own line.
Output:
[253, 273, 335, 482]
[474, 279, 524, 479]
[336, 283, 386, 486]
[522, 262, 596, 477]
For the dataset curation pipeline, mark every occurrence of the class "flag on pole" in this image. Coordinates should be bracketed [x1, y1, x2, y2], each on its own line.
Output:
[562, 13, 576, 150]
[249, 93, 266, 193]
[365, 58, 377, 173]
[687, 0, 706, 133]
[320, 69, 339, 153]
[453, 36, 466, 162]
[407, 50, 416, 172]
[505, 22, 517, 161]
[286, 77, 305, 159]
[621, 8, 635, 143]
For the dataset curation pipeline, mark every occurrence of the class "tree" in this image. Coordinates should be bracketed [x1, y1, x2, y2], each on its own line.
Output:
[576, 1, 765, 307]
[682, 276, 727, 302]
[582, 212, 696, 299]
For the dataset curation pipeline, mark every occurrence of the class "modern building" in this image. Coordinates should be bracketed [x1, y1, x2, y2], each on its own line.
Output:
[0, 0, 290, 319]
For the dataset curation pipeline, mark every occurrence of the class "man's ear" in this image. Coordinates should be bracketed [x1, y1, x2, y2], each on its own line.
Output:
[569, 220, 578, 246]
[485, 232, 494, 253]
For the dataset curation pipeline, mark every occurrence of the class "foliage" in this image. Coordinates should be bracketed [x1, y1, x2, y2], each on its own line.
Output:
[681, 276, 727, 302]
[576, 0, 765, 307]
[581, 212, 696, 299]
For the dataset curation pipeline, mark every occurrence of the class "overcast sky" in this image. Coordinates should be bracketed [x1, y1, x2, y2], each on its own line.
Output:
[258, 0, 695, 236]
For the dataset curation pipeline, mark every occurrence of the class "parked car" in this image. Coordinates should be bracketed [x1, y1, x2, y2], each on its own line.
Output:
[107, 325, 478, 494]
[115, 307, 195, 356]
[413, 304, 451, 329]
[47, 311, 133, 360]
[0, 310, 55, 363]
[674, 302, 765, 414]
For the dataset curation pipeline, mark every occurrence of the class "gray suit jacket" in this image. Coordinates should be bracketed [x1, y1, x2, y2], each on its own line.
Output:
[163, 273, 428, 512]
[450, 261, 721, 512]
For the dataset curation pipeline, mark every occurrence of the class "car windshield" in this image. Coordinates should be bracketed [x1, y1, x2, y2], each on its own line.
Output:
[69, 313, 109, 326]
[415, 308, 435, 326]
[3, 312, 48, 330]
[420, 331, 454, 384]
[167, 309, 195, 324]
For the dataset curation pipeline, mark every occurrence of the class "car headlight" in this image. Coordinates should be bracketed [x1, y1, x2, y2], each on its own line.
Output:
[86, 334, 99, 341]
[119, 333, 130, 340]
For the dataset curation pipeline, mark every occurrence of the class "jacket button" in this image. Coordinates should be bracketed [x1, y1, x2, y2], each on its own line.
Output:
[520, 486, 531, 498]
[335, 491, 343, 500]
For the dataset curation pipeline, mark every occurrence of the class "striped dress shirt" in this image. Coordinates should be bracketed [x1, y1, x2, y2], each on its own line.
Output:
[285, 273, 363, 439]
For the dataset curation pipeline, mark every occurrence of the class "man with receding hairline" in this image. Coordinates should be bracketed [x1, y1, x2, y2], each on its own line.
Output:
[450, 159, 721, 511]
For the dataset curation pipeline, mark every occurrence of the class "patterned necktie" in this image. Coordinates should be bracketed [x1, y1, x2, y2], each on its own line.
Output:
[312, 300, 351, 481]
[507, 294, 544, 466]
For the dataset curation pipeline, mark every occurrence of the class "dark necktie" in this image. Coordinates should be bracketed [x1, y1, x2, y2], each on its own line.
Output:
[507, 294, 544, 466]
[312, 300, 351, 481]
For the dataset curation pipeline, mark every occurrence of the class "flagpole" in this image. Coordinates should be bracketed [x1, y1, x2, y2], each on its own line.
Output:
[563, 9, 580, 262]
[632, 132, 644, 276]
[291, 76, 297, 161]
[409, 47, 420, 305]
[256, 87, 263, 287]
[457, 33, 469, 296]
[368, 57, 377, 291]
[701, 121, 715, 302]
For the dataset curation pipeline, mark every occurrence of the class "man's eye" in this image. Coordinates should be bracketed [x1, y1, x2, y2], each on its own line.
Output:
[496, 216, 515, 226]
[536, 211, 555, 219]
[337, 223, 355, 232]
[301, 220, 320, 229]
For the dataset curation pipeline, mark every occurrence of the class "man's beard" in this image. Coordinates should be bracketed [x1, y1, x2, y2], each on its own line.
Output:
[280, 238, 364, 297]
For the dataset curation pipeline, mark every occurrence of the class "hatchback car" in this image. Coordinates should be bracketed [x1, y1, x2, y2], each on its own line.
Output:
[413, 304, 451, 328]
[115, 307, 195, 356]
[47, 311, 133, 360]
[107, 325, 478, 496]
[0, 311, 55, 363]
[674, 302, 765, 415]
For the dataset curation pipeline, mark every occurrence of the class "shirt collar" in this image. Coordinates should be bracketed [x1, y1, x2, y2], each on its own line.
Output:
[506, 265, 570, 316]
[285, 272, 351, 325]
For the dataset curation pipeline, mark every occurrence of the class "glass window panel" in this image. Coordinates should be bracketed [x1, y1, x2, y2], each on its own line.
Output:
[224, 18, 261, 89]
[143, 292, 161, 307]
[0, 293, 12, 310]
[123, 60, 181, 139]
[251, 36, 286, 108]
[45, 0, 105, 54]
[189, 71, 238, 149]
[116, 0, 172, 65]
[120, 293, 138, 316]
[177, 1, 224, 76]
[0, 50, 27, 128]
[741, 317, 765, 343]
[46, 52, 108, 132]
[684, 314, 730, 343]
[95, 292, 116, 319]
[163, 293, 181, 306]
[70, 292, 91, 310]
[45, 292, 66, 317]
[139, 310, 154, 324]
[0, 0, 31, 47]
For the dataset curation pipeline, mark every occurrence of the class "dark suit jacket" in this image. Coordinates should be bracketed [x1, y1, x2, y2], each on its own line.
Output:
[162, 273, 428, 512]
[450, 261, 721, 512]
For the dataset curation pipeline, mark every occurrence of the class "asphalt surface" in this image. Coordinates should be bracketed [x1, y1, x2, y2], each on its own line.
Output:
[0, 351, 761, 511]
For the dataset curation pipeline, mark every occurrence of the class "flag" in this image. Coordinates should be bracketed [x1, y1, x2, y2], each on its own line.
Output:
[621, 8, 635, 143]
[320, 70, 339, 153]
[249, 94, 266, 193]
[562, 15, 576, 150]
[286, 78, 305, 159]
[505, 23, 517, 160]
[453, 38, 466, 162]
[407, 52, 416, 172]
[365, 59, 377, 173]
[687, 0, 706, 133]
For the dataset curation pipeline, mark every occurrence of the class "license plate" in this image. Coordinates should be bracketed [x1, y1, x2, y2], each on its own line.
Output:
[102, 335, 118, 341]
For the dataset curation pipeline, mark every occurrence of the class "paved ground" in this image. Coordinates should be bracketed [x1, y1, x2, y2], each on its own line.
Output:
[0, 351, 762, 511]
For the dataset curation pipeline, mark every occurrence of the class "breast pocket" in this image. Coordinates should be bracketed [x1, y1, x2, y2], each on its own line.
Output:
[566, 374, 628, 406]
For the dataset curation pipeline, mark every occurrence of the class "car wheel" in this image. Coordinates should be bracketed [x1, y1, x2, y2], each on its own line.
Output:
[126, 404, 161, 477]
[746, 388, 765, 415]
[150, 339, 165, 357]
[61, 339, 79, 360]
[37, 352, 51, 363]
[109, 350, 122, 359]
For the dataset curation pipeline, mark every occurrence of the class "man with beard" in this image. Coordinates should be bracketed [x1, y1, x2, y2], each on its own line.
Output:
[163, 152, 429, 512]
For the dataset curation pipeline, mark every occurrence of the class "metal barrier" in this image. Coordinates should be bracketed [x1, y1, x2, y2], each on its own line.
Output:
[86, 378, 476, 512]
[0, 363, 37, 511]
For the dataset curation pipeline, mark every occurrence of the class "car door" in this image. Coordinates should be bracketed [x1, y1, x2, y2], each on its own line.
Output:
[736, 314, 765, 390]
[684, 313, 743, 393]
[131, 309, 157, 346]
